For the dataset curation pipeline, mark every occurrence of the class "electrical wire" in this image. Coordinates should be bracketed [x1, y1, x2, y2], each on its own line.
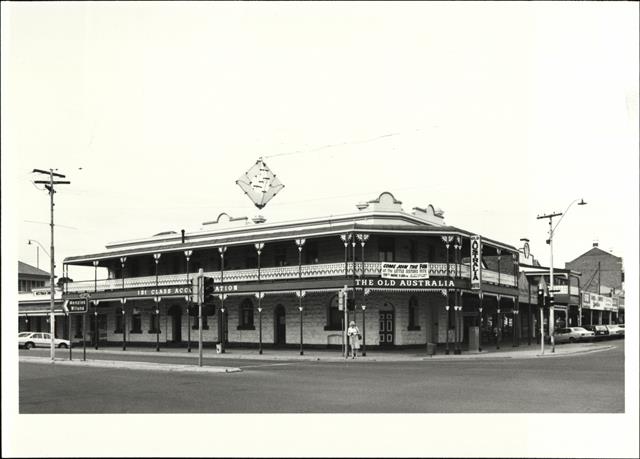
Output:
[263, 130, 409, 159]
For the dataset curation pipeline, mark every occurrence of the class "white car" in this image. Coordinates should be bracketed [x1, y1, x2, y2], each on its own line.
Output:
[553, 327, 595, 344]
[605, 324, 625, 337]
[18, 332, 71, 349]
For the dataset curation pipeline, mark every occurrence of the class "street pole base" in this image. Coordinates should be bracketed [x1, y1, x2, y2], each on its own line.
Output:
[454, 349, 461, 355]
[300, 351, 304, 356]
[445, 350, 450, 355]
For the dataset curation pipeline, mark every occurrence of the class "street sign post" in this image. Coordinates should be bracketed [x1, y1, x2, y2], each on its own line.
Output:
[197, 269, 204, 367]
[342, 286, 348, 358]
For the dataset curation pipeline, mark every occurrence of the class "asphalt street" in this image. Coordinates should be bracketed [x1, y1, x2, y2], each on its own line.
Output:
[18, 340, 625, 413]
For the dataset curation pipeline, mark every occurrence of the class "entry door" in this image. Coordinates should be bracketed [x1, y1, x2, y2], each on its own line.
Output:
[169, 306, 182, 343]
[91, 314, 107, 344]
[379, 311, 394, 346]
[275, 306, 286, 345]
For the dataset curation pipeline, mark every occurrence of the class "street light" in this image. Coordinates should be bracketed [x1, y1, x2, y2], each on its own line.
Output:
[537, 198, 587, 353]
[27, 239, 50, 269]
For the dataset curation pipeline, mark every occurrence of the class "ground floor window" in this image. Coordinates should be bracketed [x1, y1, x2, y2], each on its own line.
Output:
[130, 310, 142, 333]
[114, 308, 124, 333]
[192, 315, 209, 330]
[408, 296, 420, 331]
[325, 295, 342, 330]
[149, 312, 161, 334]
[74, 315, 83, 338]
[238, 299, 255, 329]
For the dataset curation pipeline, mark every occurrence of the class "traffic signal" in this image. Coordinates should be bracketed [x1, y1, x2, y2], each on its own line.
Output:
[338, 290, 344, 311]
[191, 277, 200, 304]
[203, 277, 215, 305]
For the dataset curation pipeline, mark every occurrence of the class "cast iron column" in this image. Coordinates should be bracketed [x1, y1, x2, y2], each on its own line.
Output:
[218, 246, 227, 352]
[120, 256, 127, 351]
[153, 253, 161, 352]
[256, 292, 264, 355]
[93, 260, 99, 350]
[441, 236, 453, 355]
[185, 250, 193, 352]
[297, 291, 306, 355]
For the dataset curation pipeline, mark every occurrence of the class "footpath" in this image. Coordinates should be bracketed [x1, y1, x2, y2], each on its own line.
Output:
[19, 340, 618, 373]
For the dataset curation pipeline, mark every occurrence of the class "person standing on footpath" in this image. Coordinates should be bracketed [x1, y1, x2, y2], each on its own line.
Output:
[347, 321, 361, 359]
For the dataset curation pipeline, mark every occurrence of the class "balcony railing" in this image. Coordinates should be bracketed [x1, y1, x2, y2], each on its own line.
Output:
[64, 261, 516, 293]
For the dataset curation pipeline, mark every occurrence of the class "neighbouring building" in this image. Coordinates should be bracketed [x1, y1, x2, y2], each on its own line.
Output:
[53, 192, 522, 353]
[18, 261, 67, 335]
[18, 261, 49, 292]
[565, 242, 624, 324]
[516, 263, 582, 345]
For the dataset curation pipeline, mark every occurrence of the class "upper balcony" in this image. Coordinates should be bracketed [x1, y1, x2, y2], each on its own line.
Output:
[64, 261, 516, 294]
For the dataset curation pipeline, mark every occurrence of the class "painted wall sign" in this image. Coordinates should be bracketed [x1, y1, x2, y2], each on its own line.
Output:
[136, 286, 193, 297]
[355, 278, 455, 288]
[381, 262, 430, 279]
[64, 284, 193, 301]
[470, 235, 482, 290]
[582, 293, 617, 311]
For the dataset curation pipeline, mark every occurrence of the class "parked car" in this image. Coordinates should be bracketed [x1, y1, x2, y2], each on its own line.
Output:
[18, 332, 71, 349]
[583, 325, 609, 339]
[605, 324, 625, 338]
[553, 327, 595, 344]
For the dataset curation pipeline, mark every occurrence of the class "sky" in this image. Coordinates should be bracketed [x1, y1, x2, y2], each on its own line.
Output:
[2, 2, 638, 282]
[2, 2, 639, 457]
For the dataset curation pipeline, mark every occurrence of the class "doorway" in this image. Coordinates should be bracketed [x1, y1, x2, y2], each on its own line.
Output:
[274, 305, 286, 345]
[379, 306, 394, 347]
[168, 305, 182, 343]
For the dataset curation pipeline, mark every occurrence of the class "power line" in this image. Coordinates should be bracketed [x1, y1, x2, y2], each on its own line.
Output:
[263, 131, 405, 160]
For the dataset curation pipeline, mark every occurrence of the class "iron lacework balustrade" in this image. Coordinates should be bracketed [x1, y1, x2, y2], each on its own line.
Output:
[64, 261, 516, 294]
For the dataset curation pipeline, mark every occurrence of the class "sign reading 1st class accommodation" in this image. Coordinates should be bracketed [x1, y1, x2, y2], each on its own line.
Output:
[470, 235, 482, 290]
[381, 262, 430, 279]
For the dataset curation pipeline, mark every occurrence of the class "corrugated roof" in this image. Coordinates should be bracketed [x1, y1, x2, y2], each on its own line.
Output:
[18, 261, 50, 277]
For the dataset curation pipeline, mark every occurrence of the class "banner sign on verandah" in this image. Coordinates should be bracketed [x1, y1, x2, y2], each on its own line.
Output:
[381, 262, 430, 279]
[470, 235, 482, 290]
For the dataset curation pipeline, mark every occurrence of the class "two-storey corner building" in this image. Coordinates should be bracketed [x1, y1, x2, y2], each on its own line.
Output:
[60, 192, 520, 353]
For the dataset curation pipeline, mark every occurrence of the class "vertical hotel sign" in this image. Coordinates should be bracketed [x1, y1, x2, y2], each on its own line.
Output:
[470, 235, 482, 290]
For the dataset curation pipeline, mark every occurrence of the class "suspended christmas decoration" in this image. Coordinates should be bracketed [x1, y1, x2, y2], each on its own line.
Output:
[236, 158, 285, 209]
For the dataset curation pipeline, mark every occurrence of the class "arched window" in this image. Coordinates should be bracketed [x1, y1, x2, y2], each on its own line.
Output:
[325, 294, 342, 331]
[130, 308, 142, 333]
[149, 310, 161, 334]
[408, 296, 420, 331]
[238, 299, 255, 330]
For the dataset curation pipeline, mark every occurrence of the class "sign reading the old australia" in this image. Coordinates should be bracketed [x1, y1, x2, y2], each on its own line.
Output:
[381, 262, 430, 279]
[355, 278, 454, 288]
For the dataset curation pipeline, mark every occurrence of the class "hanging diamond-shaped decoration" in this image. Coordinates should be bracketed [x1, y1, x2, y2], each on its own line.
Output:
[236, 158, 285, 209]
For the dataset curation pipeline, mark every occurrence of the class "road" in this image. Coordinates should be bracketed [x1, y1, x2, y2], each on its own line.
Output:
[19, 340, 624, 413]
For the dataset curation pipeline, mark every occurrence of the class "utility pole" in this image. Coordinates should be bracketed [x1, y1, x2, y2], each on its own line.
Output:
[537, 212, 561, 353]
[32, 168, 70, 361]
[537, 199, 587, 354]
